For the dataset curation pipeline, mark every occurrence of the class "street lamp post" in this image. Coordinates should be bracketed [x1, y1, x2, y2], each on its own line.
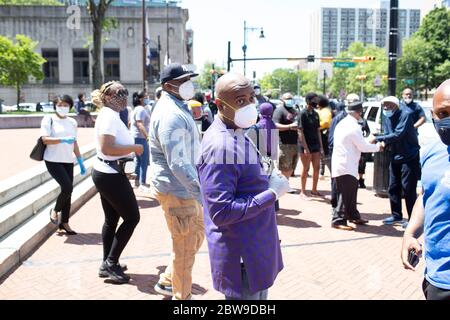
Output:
[242, 20, 264, 77]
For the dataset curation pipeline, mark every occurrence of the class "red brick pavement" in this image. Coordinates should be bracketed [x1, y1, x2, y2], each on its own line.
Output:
[0, 128, 95, 181]
[0, 167, 425, 300]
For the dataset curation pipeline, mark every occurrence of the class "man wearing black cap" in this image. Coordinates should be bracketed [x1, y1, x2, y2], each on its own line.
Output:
[149, 63, 205, 300]
[331, 101, 384, 230]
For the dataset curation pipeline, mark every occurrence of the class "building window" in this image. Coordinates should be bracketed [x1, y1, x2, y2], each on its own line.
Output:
[42, 49, 59, 84]
[104, 49, 120, 82]
[73, 49, 89, 84]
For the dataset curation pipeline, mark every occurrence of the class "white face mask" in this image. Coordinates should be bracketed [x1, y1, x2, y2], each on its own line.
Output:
[254, 88, 261, 95]
[170, 80, 195, 100]
[234, 103, 258, 129]
[56, 106, 69, 117]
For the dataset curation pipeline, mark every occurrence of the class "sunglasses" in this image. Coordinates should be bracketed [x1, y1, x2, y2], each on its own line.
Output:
[115, 89, 129, 98]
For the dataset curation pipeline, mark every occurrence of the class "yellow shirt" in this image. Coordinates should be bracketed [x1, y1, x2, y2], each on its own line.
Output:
[318, 107, 332, 130]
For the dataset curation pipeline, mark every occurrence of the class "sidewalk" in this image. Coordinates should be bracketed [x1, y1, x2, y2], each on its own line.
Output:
[0, 164, 425, 300]
[0, 128, 94, 181]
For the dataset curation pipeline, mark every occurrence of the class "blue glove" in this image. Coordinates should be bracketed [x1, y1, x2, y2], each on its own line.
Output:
[60, 137, 75, 144]
[77, 156, 86, 176]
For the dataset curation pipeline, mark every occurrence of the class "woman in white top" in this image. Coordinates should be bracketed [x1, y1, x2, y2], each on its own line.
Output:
[41, 95, 86, 235]
[90, 81, 144, 284]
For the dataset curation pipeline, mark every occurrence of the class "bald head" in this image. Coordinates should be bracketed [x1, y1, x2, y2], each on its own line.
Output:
[433, 79, 450, 120]
[215, 73, 252, 99]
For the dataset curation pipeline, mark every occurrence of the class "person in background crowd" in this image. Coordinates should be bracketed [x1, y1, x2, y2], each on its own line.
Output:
[188, 99, 212, 134]
[273, 92, 299, 193]
[254, 83, 268, 108]
[331, 101, 383, 231]
[75, 93, 96, 127]
[371, 96, 421, 229]
[205, 91, 218, 117]
[193, 91, 213, 124]
[401, 79, 450, 300]
[155, 86, 163, 102]
[357, 114, 371, 189]
[149, 63, 205, 300]
[402, 87, 426, 130]
[328, 102, 347, 211]
[317, 95, 332, 179]
[91, 81, 143, 284]
[298, 92, 323, 200]
[130, 91, 151, 190]
[198, 72, 289, 300]
[41, 94, 86, 236]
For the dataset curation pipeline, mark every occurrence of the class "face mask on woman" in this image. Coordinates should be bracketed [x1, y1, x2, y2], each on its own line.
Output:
[432, 116, 450, 146]
[383, 109, 394, 118]
[108, 89, 128, 112]
[284, 99, 294, 108]
[56, 106, 69, 117]
[219, 99, 258, 129]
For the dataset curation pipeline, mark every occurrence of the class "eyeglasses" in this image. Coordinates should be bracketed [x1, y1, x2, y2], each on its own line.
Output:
[115, 89, 129, 98]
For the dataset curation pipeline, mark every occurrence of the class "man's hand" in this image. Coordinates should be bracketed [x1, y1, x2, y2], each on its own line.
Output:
[134, 144, 144, 156]
[289, 123, 298, 130]
[401, 234, 422, 271]
[379, 141, 386, 151]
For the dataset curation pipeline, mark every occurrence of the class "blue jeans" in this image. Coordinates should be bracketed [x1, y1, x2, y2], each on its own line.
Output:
[225, 264, 269, 300]
[134, 138, 149, 185]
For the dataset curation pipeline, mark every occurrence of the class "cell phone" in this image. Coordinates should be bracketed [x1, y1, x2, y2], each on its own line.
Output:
[408, 249, 420, 268]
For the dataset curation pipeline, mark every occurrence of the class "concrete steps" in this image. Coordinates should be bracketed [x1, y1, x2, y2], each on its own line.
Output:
[0, 145, 98, 280]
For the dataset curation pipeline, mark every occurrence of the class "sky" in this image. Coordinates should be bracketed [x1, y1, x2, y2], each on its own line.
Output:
[180, 0, 425, 79]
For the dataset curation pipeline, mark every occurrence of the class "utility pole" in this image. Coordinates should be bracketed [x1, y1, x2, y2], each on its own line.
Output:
[425, 62, 429, 100]
[166, 0, 170, 64]
[323, 70, 327, 95]
[227, 41, 231, 72]
[142, 0, 147, 92]
[388, 0, 398, 96]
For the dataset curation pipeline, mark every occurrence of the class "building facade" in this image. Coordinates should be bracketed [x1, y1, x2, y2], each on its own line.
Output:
[0, 4, 193, 104]
[310, 6, 420, 58]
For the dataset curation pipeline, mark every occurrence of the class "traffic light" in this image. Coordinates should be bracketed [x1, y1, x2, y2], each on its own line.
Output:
[307, 55, 315, 62]
[320, 56, 334, 62]
[352, 56, 376, 62]
[356, 75, 367, 81]
[366, 56, 376, 61]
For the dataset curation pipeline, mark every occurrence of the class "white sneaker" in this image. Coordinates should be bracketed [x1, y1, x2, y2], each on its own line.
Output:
[287, 187, 296, 194]
[139, 185, 151, 193]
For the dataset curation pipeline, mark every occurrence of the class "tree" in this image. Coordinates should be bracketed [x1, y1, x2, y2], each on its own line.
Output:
[0, 35, 45, 107]
[87, 0, 115, 90]
[259, 68, 319, 98]
[196, 61, 226, 91]
[329, 42, 388, 99]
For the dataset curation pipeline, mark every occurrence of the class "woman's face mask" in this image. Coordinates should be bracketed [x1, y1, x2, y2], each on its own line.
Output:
[284, 99, 294, 108]
[432, 116, 450, 146]
[107, 88, 128, 112]
[56, 105, 70, 117]
[219, 98, 258, 129]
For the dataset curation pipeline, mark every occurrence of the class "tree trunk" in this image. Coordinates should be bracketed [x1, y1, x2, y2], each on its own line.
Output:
[91, 17, 104, 90]
[16, 82, 20, 110]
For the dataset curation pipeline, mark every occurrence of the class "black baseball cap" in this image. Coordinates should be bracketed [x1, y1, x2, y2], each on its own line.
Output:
[160, 63, 198, 84]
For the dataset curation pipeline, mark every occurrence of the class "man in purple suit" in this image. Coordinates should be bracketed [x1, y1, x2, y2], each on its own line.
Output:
[197, 73, 289, 300]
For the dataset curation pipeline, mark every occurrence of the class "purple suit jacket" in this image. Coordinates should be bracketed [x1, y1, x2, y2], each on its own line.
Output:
[197, 117, 283, 298]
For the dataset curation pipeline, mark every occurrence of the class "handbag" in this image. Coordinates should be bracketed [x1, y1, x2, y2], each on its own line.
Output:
[30, 117, 53, 161]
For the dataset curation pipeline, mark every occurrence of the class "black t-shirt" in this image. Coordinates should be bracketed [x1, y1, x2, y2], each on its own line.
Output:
[298, 109, 320, 148]
[272, 104, 298, 145]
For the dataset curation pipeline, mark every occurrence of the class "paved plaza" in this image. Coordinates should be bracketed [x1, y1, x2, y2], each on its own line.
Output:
[0, 144, 425, 299]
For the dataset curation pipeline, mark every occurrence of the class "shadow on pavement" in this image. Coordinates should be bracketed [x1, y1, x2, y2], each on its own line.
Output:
[361, 212, 392, 221]
[62, 232, 102, 245]
[352, 223, 405, 238]
[276, 215, 321, 229]
[137, 199, 160, 209]
[277, 209, 301, 216]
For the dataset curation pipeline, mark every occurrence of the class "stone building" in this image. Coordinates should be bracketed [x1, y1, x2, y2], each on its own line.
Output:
[0, 3, 194, 105]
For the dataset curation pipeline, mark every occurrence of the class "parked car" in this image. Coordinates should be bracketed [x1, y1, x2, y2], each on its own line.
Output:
[10, 103, 38, 112]
[363, 100, 439, 150]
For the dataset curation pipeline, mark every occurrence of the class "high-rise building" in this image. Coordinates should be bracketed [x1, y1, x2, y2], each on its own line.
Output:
[310, 5, 420, 58]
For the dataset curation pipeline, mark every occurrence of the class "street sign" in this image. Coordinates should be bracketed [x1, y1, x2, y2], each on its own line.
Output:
[333, 61, 356, 68]
[403, 79, 415, 85]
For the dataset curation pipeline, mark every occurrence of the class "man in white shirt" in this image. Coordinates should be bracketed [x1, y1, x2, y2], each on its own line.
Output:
[331, 102, 384, 231]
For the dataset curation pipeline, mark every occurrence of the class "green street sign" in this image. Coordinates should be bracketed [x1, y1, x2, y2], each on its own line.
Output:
[333, 61, 356, 68]
[403, 79, 415, 85]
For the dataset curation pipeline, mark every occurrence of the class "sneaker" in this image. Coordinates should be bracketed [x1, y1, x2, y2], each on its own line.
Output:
[287, 187, 296, 194]
[102, 261, 130, 284]
[99, 261, 128, 278]
[154, 282, 173, 296]
[139, 184, 151, 193]
[382, 216, 404, 225]
[401, 221, 409, 230]
[134, 179, 140, 188]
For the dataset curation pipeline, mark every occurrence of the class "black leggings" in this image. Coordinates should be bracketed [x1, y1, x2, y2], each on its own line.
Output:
[92, 170, 140, 264]
[45, 161, 74, 224]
